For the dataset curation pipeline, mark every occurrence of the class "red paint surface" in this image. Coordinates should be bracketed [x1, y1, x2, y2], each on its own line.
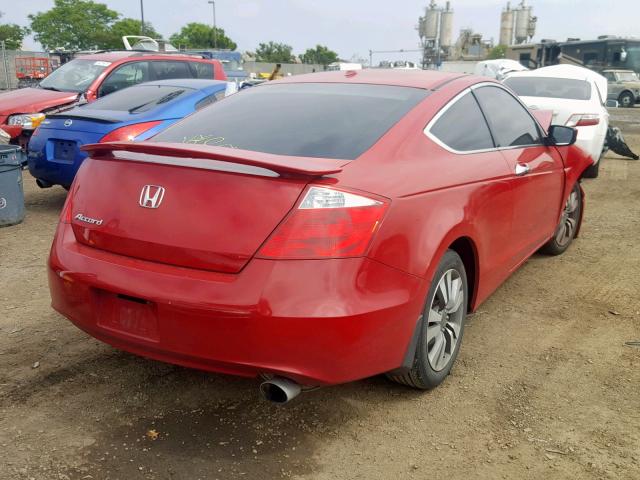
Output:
[49, 70, 594, 385]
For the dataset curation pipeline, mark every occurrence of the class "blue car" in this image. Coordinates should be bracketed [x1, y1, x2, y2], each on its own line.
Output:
[28, 79, 229, 189]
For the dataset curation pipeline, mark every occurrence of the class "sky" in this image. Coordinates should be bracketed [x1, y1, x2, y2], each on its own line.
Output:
[3, 0, 638, 64]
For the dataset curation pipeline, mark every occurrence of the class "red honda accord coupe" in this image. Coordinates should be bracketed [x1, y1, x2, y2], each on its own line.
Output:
[48, 70, 592, 402]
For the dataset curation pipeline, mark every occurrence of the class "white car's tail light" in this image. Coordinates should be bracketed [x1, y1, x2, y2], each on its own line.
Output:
[566, 114, 600, 127]
[258, 186, 389, 259]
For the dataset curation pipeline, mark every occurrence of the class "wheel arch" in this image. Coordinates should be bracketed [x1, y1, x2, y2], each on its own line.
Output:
[389, 233, 480, 376]
[618, 89, 636, 102]
[448, 236, 479, 313]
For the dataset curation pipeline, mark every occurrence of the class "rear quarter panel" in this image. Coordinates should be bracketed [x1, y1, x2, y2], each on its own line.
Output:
[333, 78, 517, 309]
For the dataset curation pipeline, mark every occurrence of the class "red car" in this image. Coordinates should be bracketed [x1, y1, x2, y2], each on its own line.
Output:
[48, 70, 592, 403]
[0, 51, 226, 149]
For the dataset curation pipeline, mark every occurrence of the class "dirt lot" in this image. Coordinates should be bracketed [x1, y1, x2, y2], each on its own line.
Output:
[1, 109, 639, 480]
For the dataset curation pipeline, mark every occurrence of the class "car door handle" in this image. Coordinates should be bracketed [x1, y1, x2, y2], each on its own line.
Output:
[515, 163, 530, 176]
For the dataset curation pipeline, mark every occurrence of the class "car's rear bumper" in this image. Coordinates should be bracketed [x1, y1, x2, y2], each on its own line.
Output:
[575, 126, 605, 164]
[27, 148, 84, 187]
[48, 223, 426, 385]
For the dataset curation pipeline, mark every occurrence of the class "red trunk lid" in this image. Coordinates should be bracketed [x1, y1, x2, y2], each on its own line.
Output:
[69, 143, 346, 273]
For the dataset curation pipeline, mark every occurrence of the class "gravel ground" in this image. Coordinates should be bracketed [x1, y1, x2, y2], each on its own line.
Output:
[1, 108, 639, 480]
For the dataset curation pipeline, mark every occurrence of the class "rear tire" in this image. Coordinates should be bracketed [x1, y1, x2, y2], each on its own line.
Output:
[618, 91, 634, 108]
[387, 250, 467, 390]
[541, 183, 582, 256]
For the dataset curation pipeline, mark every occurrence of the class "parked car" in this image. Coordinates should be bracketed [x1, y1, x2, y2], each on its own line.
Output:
[28, 79, 230, 189]
[504, 65, 608, 178]
[474, 59, 528, 81]
[0, 51, 226, 149]
[48, 70, 592, 403]
[602, 69, 640, 108]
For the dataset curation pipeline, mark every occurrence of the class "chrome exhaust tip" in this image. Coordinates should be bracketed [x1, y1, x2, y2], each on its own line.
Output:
[259, 377, 302, 404]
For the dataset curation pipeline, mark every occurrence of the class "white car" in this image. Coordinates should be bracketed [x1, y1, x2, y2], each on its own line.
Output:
[474, 59, 528, 81]
[504, 65, 609, 178]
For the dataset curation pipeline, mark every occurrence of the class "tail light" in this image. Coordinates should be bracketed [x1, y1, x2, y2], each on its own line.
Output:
[258, 186, 389, 259]
[566, 114, 599, 127]
[99, 121, 162, 143]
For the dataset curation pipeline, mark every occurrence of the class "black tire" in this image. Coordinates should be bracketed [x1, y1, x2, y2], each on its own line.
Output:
[387, 250, 467, 390]
[618, 91, 635, 108]
[582, 158, 600, 178]
[541, 183, 582, 256]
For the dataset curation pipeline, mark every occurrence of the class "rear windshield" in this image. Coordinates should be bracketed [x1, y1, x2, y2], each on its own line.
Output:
[504, 77, 592, 100]
[83, 84, 191, 113]
[151, 82, 429, 159]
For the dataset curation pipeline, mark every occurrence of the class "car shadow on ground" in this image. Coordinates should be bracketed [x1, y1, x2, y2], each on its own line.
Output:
[22, 178, 67, 214]
[5, 336, 425, 479]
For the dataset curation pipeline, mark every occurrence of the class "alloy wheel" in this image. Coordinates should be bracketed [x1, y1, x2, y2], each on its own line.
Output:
[555, 189, 580, 247]
[426, 269, 465, 372]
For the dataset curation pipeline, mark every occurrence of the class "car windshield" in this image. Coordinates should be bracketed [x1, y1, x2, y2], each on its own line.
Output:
[40, 59, 110, 93]
[504, 77, 592, 100]
[82, 84, 191, 113]
[617, 71, 639, 81]
[151, 82, 429, 160]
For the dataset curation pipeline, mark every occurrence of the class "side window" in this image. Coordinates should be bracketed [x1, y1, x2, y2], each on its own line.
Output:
[473, 86, 542, 148]
[151, 61, 193, 80]
[429, 91, 494, 152]
[604, 72, 616, 82]
[189, 62, 214, 79]
[98, 62, 149, 97]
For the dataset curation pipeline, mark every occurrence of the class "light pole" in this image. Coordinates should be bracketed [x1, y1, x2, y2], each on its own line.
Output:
[208, 0, 217, 49]
[140, 0, 145, 35]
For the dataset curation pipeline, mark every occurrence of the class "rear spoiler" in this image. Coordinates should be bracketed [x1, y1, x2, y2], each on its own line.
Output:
[81, 141, 346, 176]
[48, 113, 121, 124]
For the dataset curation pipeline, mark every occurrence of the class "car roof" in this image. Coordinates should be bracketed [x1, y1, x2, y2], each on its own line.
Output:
[131, 79, 228, 89]
[507, 65, 604, 81]
[75, 51, 211, 63]
[271, 69, 469, 90]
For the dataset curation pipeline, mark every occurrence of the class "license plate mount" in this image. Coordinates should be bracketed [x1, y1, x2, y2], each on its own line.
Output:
[52, 140, 76, 163]
[96, 291, 160, 342]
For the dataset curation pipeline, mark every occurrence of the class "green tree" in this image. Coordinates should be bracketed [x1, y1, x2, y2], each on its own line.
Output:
[255, 41, 293, 63]
[28, 0, 119, 51]
[300, 44, 339, 66]
[0, 23, 29, 51]
[0, 12, 29, 50]
[170, 23, 236, 50]
[103, 18, 162, 49]
[487, 44, 508, 60]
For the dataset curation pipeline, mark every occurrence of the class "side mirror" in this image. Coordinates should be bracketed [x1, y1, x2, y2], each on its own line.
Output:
[606, 99, 619, 108]
[547, 125, 577, 146]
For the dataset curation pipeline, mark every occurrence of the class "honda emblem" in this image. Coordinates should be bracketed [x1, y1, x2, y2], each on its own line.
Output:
[139, 185, 165, 209]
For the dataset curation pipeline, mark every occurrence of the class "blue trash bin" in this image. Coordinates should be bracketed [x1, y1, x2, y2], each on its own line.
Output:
[0, 145, 26, 227]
